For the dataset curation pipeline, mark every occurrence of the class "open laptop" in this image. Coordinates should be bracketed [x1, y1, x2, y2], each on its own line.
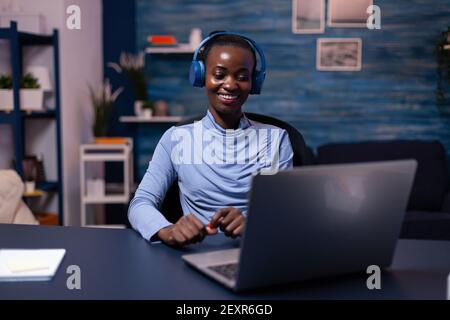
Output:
[182, 160, 417, 292]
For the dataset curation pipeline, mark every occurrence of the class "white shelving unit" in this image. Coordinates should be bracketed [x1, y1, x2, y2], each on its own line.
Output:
[80, 138, 134, 227]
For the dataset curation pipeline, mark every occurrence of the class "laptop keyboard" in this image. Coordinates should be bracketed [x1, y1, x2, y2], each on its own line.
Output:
[208, 263, 238, 280]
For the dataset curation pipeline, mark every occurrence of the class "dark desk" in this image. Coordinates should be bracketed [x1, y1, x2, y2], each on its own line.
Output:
[1, 224, 450, 299]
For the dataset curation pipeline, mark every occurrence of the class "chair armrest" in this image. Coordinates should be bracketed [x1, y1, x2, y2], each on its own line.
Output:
[442, 190, 450, 213]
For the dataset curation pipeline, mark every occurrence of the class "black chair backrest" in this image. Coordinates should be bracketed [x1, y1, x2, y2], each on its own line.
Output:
[160, 112, 309, 223]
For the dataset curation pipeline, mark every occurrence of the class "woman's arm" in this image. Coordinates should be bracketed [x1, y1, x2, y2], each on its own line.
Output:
[128, 129, 177, 241]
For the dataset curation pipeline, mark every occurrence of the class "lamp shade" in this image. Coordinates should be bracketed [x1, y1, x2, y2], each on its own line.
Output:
[25, 66, 52, 91]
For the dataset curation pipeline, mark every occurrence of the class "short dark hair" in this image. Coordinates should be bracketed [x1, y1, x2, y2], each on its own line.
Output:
[198, 32, 257, 74]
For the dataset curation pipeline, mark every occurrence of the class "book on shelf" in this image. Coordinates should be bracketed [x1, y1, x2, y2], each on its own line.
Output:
[94, 137, 129, 144]
[147, 35, 177, 46]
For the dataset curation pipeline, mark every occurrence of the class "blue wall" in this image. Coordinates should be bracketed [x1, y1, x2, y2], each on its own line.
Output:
[135, 0, 450, 176]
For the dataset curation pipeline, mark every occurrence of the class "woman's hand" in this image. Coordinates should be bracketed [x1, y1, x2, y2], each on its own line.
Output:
[157, 214, 213, 247]
[209, 207, 245, 238]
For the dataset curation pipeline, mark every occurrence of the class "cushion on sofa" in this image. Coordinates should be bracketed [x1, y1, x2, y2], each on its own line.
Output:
[0, 170, 38, 225]
[401, 211, 450, 240]
[316, 140, 449, 212]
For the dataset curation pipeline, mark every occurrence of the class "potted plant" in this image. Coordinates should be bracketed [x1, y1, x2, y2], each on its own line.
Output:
[0, 73, 43, 111]
[89, 79, 123, 139]
[108, 51, 153, 117]
[141, 100, 153, 118]
[20, 73, 43, 111]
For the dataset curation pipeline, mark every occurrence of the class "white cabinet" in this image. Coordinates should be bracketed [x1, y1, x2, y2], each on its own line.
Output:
[80, 138, 133, 227]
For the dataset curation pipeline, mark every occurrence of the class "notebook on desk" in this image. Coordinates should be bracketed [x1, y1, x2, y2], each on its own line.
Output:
[0, 249, 66, 281]
[183, 160, 417, 292]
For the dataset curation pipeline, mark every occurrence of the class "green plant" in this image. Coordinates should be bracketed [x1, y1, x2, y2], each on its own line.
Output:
[20, 73, 40, 89]
[436, 27, 450, 111]
[89, 79, 123, 137]
[0, 73, 41, 89]
[108, 52, 149, 101]
[0, 75, 12, 89]
[142, 100, 153, 110]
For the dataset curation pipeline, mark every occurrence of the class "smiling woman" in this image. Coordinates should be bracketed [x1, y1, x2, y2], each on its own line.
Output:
[128, 32, 293, 247]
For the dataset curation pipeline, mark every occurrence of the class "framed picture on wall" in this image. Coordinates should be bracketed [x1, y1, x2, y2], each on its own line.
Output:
[316, 38, 362, 71]
[327, 0, 373, 28]
[292, 0, 325, 34]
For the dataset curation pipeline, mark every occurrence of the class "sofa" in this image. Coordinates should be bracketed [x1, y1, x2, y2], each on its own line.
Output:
[0, 170, 38, 225]
[315, 140, 450, 240]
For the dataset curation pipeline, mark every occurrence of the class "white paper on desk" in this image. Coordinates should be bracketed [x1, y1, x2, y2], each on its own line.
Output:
[0, 249, 65, 282]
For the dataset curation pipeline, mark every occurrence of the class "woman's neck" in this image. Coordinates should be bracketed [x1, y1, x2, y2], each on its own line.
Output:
[208, 107, 243, 130]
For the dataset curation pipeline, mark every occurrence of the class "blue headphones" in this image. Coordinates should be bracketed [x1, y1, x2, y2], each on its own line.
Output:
[189, 32, 266, 95]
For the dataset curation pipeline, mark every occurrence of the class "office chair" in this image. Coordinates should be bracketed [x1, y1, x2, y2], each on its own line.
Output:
[159, 112, 310, 223]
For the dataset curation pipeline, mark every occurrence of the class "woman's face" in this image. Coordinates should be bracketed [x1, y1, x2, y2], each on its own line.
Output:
[205, 45, 255, 115]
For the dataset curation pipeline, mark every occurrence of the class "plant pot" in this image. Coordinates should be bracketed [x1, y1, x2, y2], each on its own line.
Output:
[0, 89, 13, 111]
[20, 89, 44, 111]
[0, 89, 44, 111]
[142, 108, 153, 119]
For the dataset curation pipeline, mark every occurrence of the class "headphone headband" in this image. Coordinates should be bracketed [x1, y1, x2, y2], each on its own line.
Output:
[189, 32, 266, 94]
[192, 32, 266, 73]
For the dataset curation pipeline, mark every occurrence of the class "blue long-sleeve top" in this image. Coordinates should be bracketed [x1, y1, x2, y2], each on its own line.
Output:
[128, 110, 294, 240]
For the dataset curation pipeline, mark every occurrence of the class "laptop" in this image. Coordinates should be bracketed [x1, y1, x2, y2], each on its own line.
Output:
[182, 160, 417, 292]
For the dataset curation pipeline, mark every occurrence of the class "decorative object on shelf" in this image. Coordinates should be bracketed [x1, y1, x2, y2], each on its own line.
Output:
[0, 73, 44, 111]
[147, 35, 177, 46]
[22, 156, 38, 193]
[153, 100, 169, 116]
[189, 28, 202, 48]
[20, 73, 43, 111]
[94, 137, 128, 144]
[108, 52, 152, 117]
[89, 79, 123, 138]
[436, 26, 450, 112]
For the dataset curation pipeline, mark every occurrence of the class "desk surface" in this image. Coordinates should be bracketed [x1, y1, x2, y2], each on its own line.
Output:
[1, 224, 450, 300]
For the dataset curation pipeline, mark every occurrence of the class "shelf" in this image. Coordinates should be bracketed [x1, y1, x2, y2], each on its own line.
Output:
[23, 189, 46, 197]
[82, 195, 129, 204]
[145, 44, 194, 54]
[120, 116, 184, 123]
[0, 26, 52, 45]
[0, 109, 56, 119]
[22, 110, 56, 118]
[18, 32, 53, 45]
[82, 153, 128, 161]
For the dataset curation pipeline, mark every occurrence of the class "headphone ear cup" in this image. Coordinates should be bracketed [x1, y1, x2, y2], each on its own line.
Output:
[189, 60, 206, 87]
[250, 70, 266, 95]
